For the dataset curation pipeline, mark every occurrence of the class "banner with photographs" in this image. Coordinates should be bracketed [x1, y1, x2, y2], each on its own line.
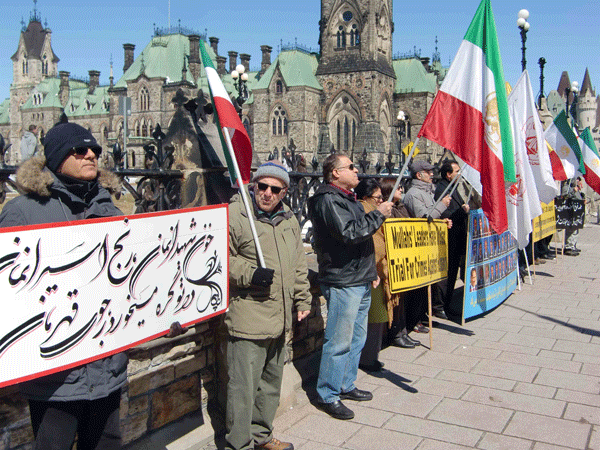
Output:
[0, 205, 228, 388]
[532, 201, 556, 243]
[463, 209, 518, 321]
[383, 218, 448, 293]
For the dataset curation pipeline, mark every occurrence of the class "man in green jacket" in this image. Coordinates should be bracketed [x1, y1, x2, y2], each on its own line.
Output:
[225, 160, 311, 450]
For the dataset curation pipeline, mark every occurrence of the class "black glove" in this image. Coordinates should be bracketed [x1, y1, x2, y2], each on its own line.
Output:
[251, 267, 275, 287]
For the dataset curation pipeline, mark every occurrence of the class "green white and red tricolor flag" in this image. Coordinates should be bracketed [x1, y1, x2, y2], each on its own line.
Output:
[578, 128, 600, 195]
[418, 0, 514, 234]
[543, 110, 585, 180]
[200, 40, 252, 187]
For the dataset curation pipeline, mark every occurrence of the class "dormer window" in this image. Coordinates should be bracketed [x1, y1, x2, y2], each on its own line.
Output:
[276, 80, 283, 94]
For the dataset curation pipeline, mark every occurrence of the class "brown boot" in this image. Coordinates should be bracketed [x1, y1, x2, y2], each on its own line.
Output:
[255, 437, 294, 450]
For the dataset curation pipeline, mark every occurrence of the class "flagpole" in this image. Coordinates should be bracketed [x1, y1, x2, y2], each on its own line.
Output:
[222, 128, 266, 268]
[387, 137, 421, 203]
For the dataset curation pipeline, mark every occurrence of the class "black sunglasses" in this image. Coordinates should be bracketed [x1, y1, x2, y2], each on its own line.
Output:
[72, 147, 102, 157]
[256, 182, 284, 195]
[336, 163, 356, 171]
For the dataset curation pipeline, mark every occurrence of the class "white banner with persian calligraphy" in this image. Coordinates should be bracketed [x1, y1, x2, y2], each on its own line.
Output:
[0, 205, 229, 388]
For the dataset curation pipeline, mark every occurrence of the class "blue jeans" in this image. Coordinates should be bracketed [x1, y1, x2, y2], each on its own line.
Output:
[316, 283, 371, 403]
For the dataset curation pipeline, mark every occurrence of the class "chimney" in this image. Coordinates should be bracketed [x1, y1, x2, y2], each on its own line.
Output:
[209, 36, 219, 56]
[260, 45, 272, 75]
[123, 43, 135, 73]
[216, 56, 227, 76]
[188, 35, 201, 80]
[88, 70, 100, 94]
[58, 71, 70, 107]
[239, 53, 251, 73]
[228, 51, 238, 73]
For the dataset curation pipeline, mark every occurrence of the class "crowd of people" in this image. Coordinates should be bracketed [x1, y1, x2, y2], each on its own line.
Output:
[3, 123, 591, 450]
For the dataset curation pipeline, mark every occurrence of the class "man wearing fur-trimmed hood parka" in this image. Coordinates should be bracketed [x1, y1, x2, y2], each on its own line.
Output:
[0, 122, 126, 450]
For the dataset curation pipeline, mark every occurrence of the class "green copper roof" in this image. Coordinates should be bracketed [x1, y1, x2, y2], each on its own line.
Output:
[115, 33, 198, 88]
[21, 77, 88, 110]
[393, 58, 438, 94]
[65, 85, 111, 117]
[253, 50, 322, 91]
[0, 98, 9, 125]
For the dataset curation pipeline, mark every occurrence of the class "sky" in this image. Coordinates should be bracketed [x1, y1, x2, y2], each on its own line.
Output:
[1, 0, 598, 103]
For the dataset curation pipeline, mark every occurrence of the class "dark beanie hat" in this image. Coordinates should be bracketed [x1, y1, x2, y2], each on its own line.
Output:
[43, 123, 101, 172]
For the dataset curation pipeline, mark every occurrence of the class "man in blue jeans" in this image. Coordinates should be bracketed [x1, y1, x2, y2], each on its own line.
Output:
[307, 153, 392, 420]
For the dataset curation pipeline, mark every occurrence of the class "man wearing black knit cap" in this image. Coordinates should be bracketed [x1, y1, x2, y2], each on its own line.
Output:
[225, 160, 311, 450]
[0, 122, 126, 449]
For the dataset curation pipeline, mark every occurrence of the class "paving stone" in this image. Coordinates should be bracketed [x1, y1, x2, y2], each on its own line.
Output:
[343, 425, 422, 450]
[588, 425, 600, 450]
[410, 377, 469, 399]
[461, 386, 565, 417]
[426, 398, 513, 433]
[534, 368, 600, 394]
[412, 351, 480, 372]
[437, 370, 516, 391]
[556, 388, 600, 408]
[385, 414, 482, 447]
[452, 345, 503, 360]
[532, 443, 580, 450]
[476, 432, 533, 450]
[368, 386, 442, 418]
[520, 326, 593, 343]
[346, 403, 394, 428]
[553, 340, 600, 357]
[415, 439, 474, 450]
[581, 363, 600, 377]
[504, 411, 591, 448]
[472, 339, 541, 356]
[499, 332, 556, 350]
[285, 414, 362, 447]
[496, 351, 582, 373]
[538, 349, 574, 361]
[563, 402, 600, 425]
[380, 359, 443, 379]
[471, 359, 540, 383]
[512, 382, 557, 399]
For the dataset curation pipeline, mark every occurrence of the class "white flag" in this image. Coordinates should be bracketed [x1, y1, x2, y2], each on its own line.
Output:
[506, 71, 543, 249]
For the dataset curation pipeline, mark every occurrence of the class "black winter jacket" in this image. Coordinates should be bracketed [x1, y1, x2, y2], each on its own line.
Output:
[0, 154, 128, 401]
[307, 184, 385, 287]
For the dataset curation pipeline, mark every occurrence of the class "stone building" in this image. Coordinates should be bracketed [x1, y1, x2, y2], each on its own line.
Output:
[1, 1, 449, 170]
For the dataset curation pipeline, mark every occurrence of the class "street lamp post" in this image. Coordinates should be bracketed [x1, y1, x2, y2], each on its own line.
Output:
[397, 110, 407, 167]
[517, 9, 530, 72]
[231, 64, 249, 119]
[565, 81, 579, 128]
[538, 57, 546, 109]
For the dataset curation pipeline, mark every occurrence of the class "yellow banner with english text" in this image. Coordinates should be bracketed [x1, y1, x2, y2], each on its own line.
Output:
[383, 218, 448, 293]
[532, 201, 556, 242]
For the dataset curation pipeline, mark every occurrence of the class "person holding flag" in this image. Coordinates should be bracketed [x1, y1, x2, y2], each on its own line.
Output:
[199, 41, 311, 450]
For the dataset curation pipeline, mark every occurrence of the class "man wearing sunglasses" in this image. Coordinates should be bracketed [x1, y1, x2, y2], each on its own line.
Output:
[307, 154, 393, 420]
[225, 160, 311, 450]
[0, 122, 126, 449]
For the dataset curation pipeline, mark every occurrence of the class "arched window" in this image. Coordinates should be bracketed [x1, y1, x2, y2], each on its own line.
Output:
[136, 121, 141, 136]
[344, 117, 349, 150]
[276, 80, 283, 93]
[103, 127, 109, 140]
[140, 87, 150, 111]
[336, 120, 341, 150]
[350, 24, 360, 46]
[337, 26, 346, 48]
[142, 120, 149, 137]
[22, 58, 28, 75]
[271, 106, 288, 135]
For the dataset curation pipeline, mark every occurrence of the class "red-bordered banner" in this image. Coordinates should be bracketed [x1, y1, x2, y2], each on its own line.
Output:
[0, 204, 229, 388]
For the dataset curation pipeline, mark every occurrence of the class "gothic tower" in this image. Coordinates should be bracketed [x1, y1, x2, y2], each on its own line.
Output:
[316, 0, 396, 164]
[576, 68, 597, 131]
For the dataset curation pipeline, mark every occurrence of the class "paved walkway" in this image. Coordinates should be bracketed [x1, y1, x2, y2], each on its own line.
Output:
[137, 222, 600, 450]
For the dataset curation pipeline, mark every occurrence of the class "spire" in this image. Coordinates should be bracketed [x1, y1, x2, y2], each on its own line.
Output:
[580, 68, 595, 97]
[557, 71, 571, 97]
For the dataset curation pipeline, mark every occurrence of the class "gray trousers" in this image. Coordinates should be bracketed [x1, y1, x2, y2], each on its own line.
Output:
[565, 227, 579, 250]
[225, 334, 285, 450]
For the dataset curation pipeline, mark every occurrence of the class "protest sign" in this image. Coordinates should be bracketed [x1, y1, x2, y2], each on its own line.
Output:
[0, 205, 228, 388]
[383, 218, 448, 293]
[463, 209, 518, 321]
[532, 201, 557, 242]
[555, 196, 585, 229]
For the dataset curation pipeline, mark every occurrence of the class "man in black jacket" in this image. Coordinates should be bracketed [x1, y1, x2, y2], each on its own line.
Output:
[434, 160, 469, 316]
[308, 154, 392, 420]
[0, 123, 126, 450]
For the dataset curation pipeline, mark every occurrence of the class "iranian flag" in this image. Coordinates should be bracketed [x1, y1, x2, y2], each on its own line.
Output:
[544, 110, 585, 180]
[200, 40, 252, 186]
[418, 0, 513, 234]
[579, 127, 600, 194]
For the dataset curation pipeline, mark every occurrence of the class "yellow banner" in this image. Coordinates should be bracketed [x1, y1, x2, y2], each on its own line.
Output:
[383, 218, 448, 293]
[532, 201, 556, 242]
